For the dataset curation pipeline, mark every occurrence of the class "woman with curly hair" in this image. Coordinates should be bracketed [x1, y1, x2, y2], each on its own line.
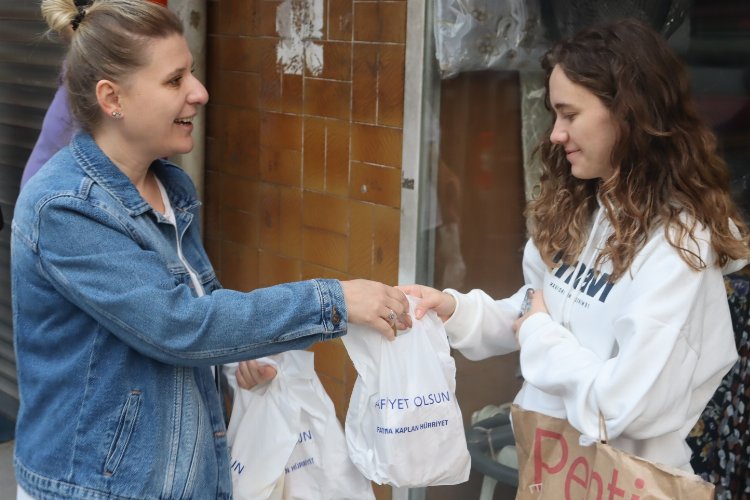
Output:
[402, 18, 750, 471]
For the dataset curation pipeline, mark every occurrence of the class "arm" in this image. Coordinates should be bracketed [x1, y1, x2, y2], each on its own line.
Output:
[34, 197, 399, 366]
[402, 239, 548, 360]
[21, 84, 76, 188]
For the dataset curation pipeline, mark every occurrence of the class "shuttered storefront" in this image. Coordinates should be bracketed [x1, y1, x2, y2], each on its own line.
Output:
[0, 1, 64, 419]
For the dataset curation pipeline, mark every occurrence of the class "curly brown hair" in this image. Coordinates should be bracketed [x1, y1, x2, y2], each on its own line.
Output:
[529, 18, 750, 281]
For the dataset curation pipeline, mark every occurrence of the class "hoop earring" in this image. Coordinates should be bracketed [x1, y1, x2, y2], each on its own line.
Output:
[112, 110, 123, 120]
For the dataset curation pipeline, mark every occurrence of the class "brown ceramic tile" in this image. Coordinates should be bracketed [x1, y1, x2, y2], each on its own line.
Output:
[259, 183, 280, 251]
[217, 0, 244, 36]
[215, 0, 258, 37]
[310, 340, 347, 382]
[325, 119, 350, 196]
[377, 43, 405, 128]
[204, 170, 222, 240]
[207, 0, 221, 35]
[259, 38, 283, 112]
[258, 250, 302, 286]
[214, 107, 260, 178]
[352, 43, 378, 124]
[351, 123, 402, 168]
[204, 236, 221, 276]
[349, 161, 400, 207]
[301, 262, 349, 281]
[220, 241, 259, 292]
[353, 2, 406, 44]
[260, 112, 302, 150]
[205, 105, 225, 169]
[220, 174, 259, 213]
[211, 70, 260, 109]
[347, 200, 373, 278]
[303, 79, 351, 121]
[302, 227, 348, 272]
[318, 373, 347, 423]
[303, 117, 326, 191]
[309, 41, 352, 81]
[219, 36, 261, 73]
[221, 208, 259, 247]
[278, 187, 303, 259]
[206, 52, 223, 101]
[371, 204, 400, 284]
[259, 146, 302, 187]
[327, 0, 353, 41]
[207, 34, 222, 77]
[282, 74, 304, 114]
[302, 191, 349, 235]
[258, 0, 282, 37]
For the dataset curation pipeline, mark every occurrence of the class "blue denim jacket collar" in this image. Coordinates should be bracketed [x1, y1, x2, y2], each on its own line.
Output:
[70, 132, 201, 216]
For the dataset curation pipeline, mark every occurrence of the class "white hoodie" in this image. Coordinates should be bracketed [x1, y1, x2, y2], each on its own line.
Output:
[444, 207, 743, 470]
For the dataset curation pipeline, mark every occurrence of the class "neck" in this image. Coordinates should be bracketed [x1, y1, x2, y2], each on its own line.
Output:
[92, 128, 155, 190]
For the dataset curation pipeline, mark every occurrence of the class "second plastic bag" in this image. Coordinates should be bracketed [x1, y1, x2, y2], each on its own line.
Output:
[342, 295, 471, 487]
[226, 351, 374, 500]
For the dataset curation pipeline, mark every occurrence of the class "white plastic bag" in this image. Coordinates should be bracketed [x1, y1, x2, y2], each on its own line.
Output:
[342, 295, 471, 487]
[279, 351, 374, 500]
[225, 357, 293, 500]
[226, 351, 374, 500]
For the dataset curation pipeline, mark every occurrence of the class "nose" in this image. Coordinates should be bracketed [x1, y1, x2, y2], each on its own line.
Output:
[188, 75, 209, 106]
[549, 119, 567, 145]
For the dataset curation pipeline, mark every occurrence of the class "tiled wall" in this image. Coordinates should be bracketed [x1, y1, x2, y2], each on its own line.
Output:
[204, 2, 407, 496]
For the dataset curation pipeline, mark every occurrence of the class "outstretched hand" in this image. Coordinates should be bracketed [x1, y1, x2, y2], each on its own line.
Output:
[341, 279, 411, 340]
[397, 284, 456, 323]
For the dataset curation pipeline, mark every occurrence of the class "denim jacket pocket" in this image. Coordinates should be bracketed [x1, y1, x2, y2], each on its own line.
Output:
[103, 390, 143, 476]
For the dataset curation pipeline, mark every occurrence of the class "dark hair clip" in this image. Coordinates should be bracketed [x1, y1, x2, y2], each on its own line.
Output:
[71, 6, 86, 31]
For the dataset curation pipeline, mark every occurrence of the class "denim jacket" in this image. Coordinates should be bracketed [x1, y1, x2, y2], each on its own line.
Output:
[12, 132, 347, 499]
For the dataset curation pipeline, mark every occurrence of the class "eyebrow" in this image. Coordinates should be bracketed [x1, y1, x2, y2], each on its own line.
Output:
[553, 102, 575, 112]
[166, 67, 189, 78]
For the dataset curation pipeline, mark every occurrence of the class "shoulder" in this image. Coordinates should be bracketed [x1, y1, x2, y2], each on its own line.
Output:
[19, 147, 86, 207]
[633, 214, 715, 273]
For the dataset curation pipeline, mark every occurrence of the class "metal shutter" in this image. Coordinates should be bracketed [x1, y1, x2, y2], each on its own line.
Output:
[0, 1, 64, 419]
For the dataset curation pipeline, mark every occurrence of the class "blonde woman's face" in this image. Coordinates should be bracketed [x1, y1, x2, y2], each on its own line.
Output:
[548, 64, 618, 181]
[115, 34, 208, 160]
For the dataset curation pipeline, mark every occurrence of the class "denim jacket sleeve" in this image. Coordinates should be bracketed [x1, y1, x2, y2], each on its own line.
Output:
[30, 193, 347, 366]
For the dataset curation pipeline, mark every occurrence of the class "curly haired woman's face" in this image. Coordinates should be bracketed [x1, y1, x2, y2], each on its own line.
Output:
[548, 64, 617, 181]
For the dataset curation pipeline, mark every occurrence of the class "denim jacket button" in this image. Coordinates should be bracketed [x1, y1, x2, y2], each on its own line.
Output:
[331, 306, 341, 326]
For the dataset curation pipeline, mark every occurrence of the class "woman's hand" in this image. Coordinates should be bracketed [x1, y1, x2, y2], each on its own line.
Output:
[512, 288, 548, 337]
[235, 360, 278, 389]
[397, 284, 456, 323]
[341, 279, 411, 340]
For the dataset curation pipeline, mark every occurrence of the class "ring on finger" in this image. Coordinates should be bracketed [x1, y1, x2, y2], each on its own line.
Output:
[387, 308, 397, 324]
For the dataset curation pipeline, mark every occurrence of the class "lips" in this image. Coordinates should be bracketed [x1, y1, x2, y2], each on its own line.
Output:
[174, 116, 194, 125]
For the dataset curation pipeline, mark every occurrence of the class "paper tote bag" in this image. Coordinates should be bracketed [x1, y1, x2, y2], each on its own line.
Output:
[511, 405, 715, 499]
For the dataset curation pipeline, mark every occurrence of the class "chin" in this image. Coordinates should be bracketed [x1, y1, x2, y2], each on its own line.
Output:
[171, 141, 195, 156]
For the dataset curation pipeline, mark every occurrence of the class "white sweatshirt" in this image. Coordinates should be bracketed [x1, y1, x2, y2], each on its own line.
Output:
[444, 208, 744, 470]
